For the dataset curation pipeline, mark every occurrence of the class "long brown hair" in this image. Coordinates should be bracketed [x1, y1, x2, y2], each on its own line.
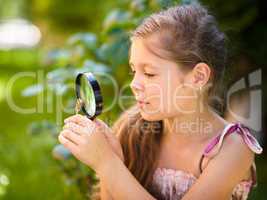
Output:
[111, 3, 227, 198]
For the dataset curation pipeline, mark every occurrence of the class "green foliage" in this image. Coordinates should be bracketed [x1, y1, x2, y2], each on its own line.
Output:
[27, 120, 58, 136]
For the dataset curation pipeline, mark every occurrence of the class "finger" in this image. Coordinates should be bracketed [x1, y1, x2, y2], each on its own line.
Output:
[64, 114, 83, 123]
[58, 134, 79, 153]
[65, 121, 96, 135]
[93, 119, 110, 132]
[63, 122, 87, 135]
[64, 114, 91, 125]
[65, 114, 93, 127]
[60, 129, 83, 145]
[94, 118, 107, 126]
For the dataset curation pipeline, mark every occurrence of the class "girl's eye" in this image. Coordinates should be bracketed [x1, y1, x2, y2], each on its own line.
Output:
[144, 73, 155, 78]
[129, 70, 155, 78]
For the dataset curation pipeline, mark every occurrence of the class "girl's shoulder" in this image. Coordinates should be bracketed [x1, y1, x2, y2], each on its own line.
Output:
[202, 122, 263, 159]
[200, 122, 263, 185]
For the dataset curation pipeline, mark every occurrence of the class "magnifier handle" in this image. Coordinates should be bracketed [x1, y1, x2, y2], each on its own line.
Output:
[87, 116, 103, 130]
[89, 116, 96, 121]
[85, 115, 97, 123]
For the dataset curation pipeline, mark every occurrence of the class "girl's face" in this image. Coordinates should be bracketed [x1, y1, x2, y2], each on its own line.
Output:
[129, 38, 199, 121]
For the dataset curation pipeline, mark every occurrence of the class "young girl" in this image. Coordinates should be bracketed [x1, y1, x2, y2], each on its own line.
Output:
[59, 3, 263, 200]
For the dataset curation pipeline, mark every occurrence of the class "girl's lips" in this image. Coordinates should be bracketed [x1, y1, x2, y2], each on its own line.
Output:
[137, 101, 149, 109]
[137, 100, 149, 105]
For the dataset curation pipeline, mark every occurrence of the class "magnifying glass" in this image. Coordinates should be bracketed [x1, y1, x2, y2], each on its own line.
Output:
[75, 72, 103, 119]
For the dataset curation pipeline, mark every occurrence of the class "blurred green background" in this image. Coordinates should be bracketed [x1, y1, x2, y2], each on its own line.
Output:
[0, 0, 266, 199]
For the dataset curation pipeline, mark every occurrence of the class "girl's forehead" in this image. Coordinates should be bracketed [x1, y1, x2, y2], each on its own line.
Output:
[129, 37, 189, 74]
[130, 39, 168, 65]
[129, 61, 159, 71]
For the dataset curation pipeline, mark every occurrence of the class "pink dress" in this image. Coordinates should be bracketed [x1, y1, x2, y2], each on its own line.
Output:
[152, 123, 263, 200]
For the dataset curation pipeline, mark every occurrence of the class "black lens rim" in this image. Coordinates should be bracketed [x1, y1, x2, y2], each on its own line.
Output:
[75, 72, 103, 119]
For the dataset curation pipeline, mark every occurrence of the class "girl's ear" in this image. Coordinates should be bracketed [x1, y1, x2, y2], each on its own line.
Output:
[190, 62, 211, 88]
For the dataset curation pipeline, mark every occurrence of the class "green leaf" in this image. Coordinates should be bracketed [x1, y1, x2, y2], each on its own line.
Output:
[78, 59, 111, 73]
[45, 49, 71, 67]
[96, 33, 130, 66]
[47, 67, 77, 83]
[49, 82, 69, 95]
[130, 0, 146, 12]
[103, 9, 133, 33]
[21, 84, 44, 97]
[27, 120, 58, 136]
[67, 33, 98, 51]
[52, 144, 72, 160]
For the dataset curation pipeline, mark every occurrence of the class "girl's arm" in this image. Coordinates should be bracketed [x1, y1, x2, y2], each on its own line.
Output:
[181, 132, 255, 200]
[60, 115, 156, 200]
[97, 154, 156, 200]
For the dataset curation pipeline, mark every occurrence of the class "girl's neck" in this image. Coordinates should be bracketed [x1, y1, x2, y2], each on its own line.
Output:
[162, 106, 228, 144]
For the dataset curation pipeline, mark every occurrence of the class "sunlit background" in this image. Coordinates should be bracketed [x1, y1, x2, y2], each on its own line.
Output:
[0, 0, 266, 199]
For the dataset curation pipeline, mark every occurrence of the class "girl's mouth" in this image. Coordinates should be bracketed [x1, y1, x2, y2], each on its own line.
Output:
[137, 100, 149, 104]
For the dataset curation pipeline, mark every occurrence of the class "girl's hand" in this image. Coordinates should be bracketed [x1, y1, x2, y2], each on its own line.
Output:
[92, 118, 124, 162]
[58, 114, 123, 172]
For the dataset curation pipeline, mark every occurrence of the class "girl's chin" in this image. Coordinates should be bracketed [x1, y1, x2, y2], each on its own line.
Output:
[139, 108, 163, 121]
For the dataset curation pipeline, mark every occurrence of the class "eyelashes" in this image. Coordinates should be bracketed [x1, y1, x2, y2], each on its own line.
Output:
[129, 70, 155, 78]
[144, 73, 155, 78]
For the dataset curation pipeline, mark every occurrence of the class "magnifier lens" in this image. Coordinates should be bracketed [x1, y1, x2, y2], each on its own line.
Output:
[80, 75, 96, 116]
[75, 72, 103, 119]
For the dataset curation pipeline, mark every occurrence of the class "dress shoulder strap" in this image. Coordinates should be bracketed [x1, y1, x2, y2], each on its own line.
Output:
[198, 123, 263, 174]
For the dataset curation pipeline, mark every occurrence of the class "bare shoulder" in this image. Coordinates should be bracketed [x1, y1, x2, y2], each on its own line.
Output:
[207, 129, 255, 180]
[218, 129, 255, 165]
[182, 130, 255, 200]
[205, 130, 255, 188]
[202, 125, 255, 174]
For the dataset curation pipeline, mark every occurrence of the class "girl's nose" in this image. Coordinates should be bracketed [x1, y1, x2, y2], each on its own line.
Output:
[130, 82, 143, 91]
[130, 77, 145, 96]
